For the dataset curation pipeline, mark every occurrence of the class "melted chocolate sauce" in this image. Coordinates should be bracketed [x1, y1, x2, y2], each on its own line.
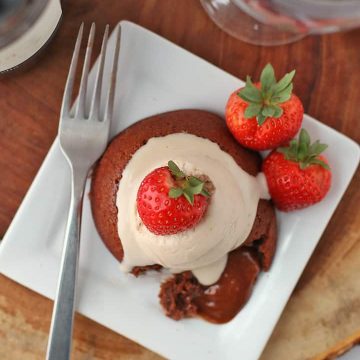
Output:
[195, 248, 260, 323]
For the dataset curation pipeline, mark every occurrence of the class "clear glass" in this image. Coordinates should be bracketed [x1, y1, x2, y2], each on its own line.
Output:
[0, 0, 49, 48]
[201, 0, 360, 46]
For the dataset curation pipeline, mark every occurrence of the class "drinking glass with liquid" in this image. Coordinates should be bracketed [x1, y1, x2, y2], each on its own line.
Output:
[0, 0, 49, 47]
[0, 0, 62, 73]
[201, 0, 360, 45]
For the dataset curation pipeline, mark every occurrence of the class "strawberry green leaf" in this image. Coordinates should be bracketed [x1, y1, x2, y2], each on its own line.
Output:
[237, 64, 296, 126]
[183, 189, 194, 205]
[246, 75, 257, 88]
[188, 176, 202, 186]
[272, 70, 295, 94]
[169, 187, 183, 198]
[276, 128, 330, 170]
[300, 128, 311, 146]
[298, 129, 310, 160]
[271, 84, 293, 103]
[260, 64, 276, 92]
[238, 78, 262, 103]
[244, 103, 262, 118]
[273, 105, 283, 118]
[238, 94, 252, 104]
[201, 189, 210, 197]
[278, 138, 298, 161]
[168, 160, 185, 179]
[310, 141, 328, 155]
[238, 90, 262, 104]
[289, 139, 299, 156]
[188, 183, 204, 195]
[257, 112, 267, 125]
[261, 106, 276, 117]
[311, 158, 330, 170]
[309, 140, 319, 155]
[245, 75, 260, 93]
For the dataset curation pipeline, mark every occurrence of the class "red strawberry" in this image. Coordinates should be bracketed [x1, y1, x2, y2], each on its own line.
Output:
[226, 63, 304, 151]
[137, 161, 210, 235]
[263, 129, 331, 211]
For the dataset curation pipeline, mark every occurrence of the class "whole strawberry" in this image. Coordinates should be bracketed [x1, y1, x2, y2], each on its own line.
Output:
[137, 161, 210, 235]
[226, 63, 304, 151]
[263, 129, 331, 211]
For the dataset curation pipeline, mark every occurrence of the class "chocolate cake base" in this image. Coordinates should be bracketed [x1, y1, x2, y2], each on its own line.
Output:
[90, 109, 277, 323]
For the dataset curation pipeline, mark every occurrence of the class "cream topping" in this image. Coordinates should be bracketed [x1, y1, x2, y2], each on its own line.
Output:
[116, 133, 266, 285]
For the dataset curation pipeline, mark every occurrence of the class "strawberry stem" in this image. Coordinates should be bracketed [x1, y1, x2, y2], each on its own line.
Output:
[167, 160, 210, 205]
[238, 63, 295, 125]
[277, 129, 330, 170]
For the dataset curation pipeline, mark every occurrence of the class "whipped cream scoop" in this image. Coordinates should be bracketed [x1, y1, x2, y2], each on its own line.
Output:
[116, 133, 268, 285]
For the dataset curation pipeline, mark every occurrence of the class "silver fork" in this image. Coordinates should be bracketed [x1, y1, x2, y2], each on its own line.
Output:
[46, 23, 121, 360]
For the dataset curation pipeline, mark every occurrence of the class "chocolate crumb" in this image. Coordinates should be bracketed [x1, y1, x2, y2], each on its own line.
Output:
[131, 264, 162, 277]
[159, 272, 202, 320]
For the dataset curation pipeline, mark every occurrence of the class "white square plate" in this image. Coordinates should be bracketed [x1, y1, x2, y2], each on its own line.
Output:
[0, 21, 359, 360]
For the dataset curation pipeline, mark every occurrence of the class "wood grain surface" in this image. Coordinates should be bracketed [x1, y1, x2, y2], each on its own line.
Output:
[0, 0, 359, 359]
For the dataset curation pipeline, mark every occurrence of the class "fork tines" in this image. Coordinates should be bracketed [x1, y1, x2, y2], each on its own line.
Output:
[61, 23, 121, 122]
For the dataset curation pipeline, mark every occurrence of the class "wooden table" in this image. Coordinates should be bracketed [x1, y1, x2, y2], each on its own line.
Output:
[1, 1, 359, 359]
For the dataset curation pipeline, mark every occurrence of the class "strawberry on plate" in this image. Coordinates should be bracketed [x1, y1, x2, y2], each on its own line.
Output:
[226, 63, 304, 151]
[137, 161, 210, 235]
[263, 129, 331, 211]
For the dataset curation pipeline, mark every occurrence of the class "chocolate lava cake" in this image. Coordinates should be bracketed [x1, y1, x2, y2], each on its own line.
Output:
[90, 109, 277, 323]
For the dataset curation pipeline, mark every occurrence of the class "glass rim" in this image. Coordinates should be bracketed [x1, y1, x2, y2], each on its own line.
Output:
[299, 0, 360, 5]
[0, 0, 49, 48]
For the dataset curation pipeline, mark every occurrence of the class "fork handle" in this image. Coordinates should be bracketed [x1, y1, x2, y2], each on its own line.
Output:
[46, 169, 88, 360]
